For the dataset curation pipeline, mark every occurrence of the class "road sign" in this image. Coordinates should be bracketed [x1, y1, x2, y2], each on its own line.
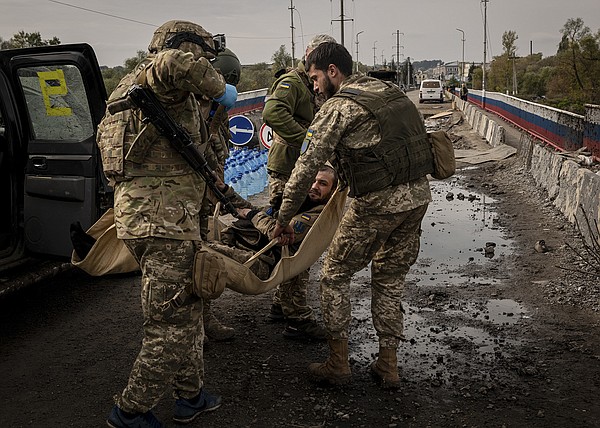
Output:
[228, 115, 254, 146]
[259, 123, 273, 149]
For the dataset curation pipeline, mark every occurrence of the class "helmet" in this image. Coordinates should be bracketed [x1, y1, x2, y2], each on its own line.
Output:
[148, 20, 217, 59]
[211, 48, 241, 86]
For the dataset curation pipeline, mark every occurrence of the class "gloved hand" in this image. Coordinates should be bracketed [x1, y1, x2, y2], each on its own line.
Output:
[213, 83, 237, 110]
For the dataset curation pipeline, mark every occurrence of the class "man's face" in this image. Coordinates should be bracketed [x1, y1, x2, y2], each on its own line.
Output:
[308, 65, 337, 100]
[308, 170, 335, 203]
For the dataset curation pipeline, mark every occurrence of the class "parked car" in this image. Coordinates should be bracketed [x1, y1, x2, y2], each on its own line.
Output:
[0, 43, 111, 293]
[419, 79, 444, 103]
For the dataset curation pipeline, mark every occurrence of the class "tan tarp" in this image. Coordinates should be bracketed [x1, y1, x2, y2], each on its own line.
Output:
[454, 145, 517, 164]
[70, 209, 139, 276]
[71, 188, 348, 297]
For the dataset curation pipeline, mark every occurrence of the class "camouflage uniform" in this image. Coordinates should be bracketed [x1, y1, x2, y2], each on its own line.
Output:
[98, 47, 226, 413]
[208, 186, 326, 282]
[277, 74, 432, 348]
[262, 62, 318, 322]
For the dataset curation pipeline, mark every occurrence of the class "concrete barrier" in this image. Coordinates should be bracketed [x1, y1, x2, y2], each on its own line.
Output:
[455, 95, 600, 247]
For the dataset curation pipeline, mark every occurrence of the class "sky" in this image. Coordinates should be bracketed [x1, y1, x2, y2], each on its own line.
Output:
[1, 0, 600, 68]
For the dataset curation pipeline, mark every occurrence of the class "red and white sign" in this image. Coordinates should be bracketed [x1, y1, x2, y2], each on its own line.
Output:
[259, 123, 273, 149]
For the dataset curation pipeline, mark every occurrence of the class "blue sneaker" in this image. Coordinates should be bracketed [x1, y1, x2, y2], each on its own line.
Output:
[106, 405, 164, 428]
[173, 388, 222, 424]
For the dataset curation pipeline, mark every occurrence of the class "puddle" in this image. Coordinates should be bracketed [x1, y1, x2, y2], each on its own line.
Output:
[412, 177, 513, 286]
[346, 175, 524, 381]
[351, 176, 513, 287]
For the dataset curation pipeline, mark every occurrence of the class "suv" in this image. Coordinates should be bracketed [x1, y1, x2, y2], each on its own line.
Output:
[419, 79, 444, 103]
[0, 44, 111, 293]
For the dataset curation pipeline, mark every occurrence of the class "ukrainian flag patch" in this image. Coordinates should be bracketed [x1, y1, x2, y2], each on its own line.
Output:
[301, 214, 311, 222]
[280, 82, 291, 89]
[300, 129, 314, 154]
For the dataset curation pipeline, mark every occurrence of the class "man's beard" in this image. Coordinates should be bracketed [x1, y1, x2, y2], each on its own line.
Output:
[323, 75, 336, 99]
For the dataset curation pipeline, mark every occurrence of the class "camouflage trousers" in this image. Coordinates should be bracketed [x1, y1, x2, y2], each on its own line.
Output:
[118, 237, 204, 413]
[268, 171, 314, 321]
[272, 269, 313, 321]
[320, 203, 429, 348]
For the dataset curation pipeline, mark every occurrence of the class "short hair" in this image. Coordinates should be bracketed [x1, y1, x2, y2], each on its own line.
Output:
[306, 34, 337, 51]
[318, 164, 338, 190]
[306, 42, 353, 77]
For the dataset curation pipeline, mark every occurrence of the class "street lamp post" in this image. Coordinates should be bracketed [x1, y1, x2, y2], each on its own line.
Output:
[373, 40, 377, 69]
[355, 31, 364, 73]
[456, 28, 465, 85]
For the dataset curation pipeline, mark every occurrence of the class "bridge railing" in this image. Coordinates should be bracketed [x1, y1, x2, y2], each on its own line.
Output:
[466, 89, 599, 160]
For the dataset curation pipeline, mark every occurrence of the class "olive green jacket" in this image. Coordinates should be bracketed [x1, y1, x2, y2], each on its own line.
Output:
[263, 64, 315, 177]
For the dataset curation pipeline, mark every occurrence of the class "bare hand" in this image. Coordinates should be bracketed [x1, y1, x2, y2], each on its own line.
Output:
[236, 208, 251, 219]
[271, 222, 295, 246]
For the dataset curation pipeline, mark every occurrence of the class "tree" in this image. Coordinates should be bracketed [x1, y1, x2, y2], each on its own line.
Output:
[237, 62, 274, 92]
[0, 31, 60, 49]
[271, 45, 292, 72]
[101, 51, 147, 95]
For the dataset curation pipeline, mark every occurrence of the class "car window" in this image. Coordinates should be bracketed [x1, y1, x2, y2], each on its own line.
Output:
[17, 65, 94, 141]
[422, 81, 440, 88]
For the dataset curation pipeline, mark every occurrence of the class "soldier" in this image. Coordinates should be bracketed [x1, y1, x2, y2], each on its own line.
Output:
[272, 42, 433, 389]
[208, 165, 338, 280]
[262, 34, 336, 341]
[97, 20, 237, 428]
[199, 48, 242, 343]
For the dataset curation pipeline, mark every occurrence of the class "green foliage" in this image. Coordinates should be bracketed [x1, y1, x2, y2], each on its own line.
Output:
[0, 31, 60, 49]
[237, 62, 274, 92]
[101, 51, 146, 95]
[485, 18, 600, 113]
[271, 45, 292, 72]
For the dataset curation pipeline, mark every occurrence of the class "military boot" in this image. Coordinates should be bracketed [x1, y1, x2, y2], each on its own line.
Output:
[307, 339, 352, 386]
[203, 312, 235, 342]
[370, 347, 401, 389]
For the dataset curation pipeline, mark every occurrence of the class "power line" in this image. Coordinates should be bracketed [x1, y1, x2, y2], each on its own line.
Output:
[47, 0, 308, 41]
[48, 0, 156, 27]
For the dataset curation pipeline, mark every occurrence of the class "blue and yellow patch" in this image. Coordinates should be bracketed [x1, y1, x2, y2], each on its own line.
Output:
[293, 222, 307, 234]
[300, 214, 311, 222]
[279, 82, 291, 89]
[300, 129, 314, 154]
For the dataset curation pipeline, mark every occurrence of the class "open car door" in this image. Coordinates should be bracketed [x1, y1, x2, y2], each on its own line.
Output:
[0, 43, 110, 258]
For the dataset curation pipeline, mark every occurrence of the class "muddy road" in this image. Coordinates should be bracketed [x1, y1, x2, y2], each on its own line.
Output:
[1, 100, 599, 427]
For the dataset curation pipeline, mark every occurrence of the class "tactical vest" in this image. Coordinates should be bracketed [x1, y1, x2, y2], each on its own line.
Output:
[333, 83, 434, 197]
[98, 59, 207, 183]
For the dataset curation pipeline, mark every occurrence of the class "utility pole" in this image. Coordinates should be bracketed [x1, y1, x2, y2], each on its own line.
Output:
[393, 30, 404, 87]
[456, 28, 465, 85]
[355, 31, 364, 73]
[289, 0, 295, 67]
[381, 50, 385, 67]
[331, 0, 353, 48]
[406, 56, 410, 88]
[373, 40, 377, 69]
[482, 0, 489, 109]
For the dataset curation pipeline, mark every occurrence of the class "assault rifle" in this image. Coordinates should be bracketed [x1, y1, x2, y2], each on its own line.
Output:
[108, 84, 238, 217]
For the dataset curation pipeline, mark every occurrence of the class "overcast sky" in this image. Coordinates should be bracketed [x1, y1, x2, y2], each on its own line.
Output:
[2, 0, 600, 68]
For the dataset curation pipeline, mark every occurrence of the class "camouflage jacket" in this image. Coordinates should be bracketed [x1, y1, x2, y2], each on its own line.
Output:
[108, 49, 226, 240]
[263, 62, 315, 177]
[277, 73, 432, 226]
[221, 186, 325, 251]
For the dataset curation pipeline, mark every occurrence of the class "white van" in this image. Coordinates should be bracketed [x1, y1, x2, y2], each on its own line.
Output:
[419, 79, 444, 103]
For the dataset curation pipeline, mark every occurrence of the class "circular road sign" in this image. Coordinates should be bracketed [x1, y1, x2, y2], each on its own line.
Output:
[228, 115, 255, 146]
[259, 123, 273, 149]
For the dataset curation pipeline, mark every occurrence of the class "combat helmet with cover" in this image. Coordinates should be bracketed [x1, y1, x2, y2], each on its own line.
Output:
[211, 48, 241, 86]
[148, 19, 219, 60]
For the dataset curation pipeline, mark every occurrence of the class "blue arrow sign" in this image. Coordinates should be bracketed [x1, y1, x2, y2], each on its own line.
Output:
[228, 115, 255, 146]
